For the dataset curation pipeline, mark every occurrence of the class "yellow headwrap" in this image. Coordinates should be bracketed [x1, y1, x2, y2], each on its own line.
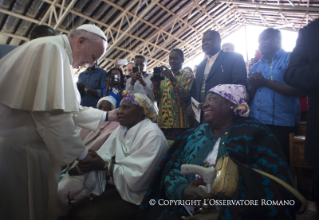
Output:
[122, 91, 157, 121]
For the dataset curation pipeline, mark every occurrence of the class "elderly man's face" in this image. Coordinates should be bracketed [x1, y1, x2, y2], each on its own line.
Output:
[202, 32, 221, 55]
[222, 45, 234, 52]
[72, 37, 107, 69]
[127, 63, 134, 76]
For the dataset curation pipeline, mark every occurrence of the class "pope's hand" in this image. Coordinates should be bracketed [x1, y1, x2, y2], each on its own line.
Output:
[107, 109, 119, 121]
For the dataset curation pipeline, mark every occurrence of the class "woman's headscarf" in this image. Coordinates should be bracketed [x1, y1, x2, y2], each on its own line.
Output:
[207, 84, 250, 117]
[96, 96, 117, 109]
[122, 91, 157, 122]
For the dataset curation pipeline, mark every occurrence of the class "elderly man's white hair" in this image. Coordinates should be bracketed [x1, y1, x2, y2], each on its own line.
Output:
[69, 24, 107, 46]
[69, 29, 105, 44]
[69, 24, 108, 58]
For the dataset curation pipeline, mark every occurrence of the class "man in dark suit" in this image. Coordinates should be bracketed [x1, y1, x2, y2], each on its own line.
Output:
[187, 30, 247, 122]
[284, 19, 319, 210]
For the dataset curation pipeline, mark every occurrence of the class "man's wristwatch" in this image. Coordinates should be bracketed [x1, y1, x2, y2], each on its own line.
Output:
[84, 87, 88, 93]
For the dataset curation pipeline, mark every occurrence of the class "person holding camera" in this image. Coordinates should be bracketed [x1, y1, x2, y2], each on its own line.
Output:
[126, 55, 155, 106]
[114, 59, 133, 83]
[152, 48, 194, 137]
[103, 68, 126, 108]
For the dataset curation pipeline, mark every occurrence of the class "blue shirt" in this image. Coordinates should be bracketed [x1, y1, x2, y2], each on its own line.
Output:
[78, 67, 107, 108]
[0, 44, 17, 59]
[102, 86, 126, 108]
[249, 49, 299, 127]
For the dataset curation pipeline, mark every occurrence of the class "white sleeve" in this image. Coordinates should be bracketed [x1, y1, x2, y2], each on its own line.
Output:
[97, 127, 119, 162]
[101, 112, 107, 123]
[126, 78, 134, 92]
[138, 76, 154, 102]
[31, 111, 86, 166]
[112, 134, 168, 192]
[73, 107, 104, 131]
[143, 83, 154, 102]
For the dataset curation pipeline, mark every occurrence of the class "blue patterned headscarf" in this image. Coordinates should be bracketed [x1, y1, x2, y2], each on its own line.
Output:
[208, 84, 250, 117]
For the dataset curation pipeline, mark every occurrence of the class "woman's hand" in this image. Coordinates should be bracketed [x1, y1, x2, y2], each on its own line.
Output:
[183, 179, 215, 202]
[78, 150, 106, 172]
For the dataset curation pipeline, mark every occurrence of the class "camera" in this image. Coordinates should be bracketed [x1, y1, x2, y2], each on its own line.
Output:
[133, 66, 139, 73]
[152, 67, 164, 81]
[108, 74, 115, 87]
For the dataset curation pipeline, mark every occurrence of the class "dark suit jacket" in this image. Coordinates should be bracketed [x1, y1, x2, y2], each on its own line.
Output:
[284, 19, 319, 168]
[191, 50, 248, 102]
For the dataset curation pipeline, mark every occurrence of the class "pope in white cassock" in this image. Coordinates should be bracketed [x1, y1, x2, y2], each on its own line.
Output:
[0, 24, 116, 220]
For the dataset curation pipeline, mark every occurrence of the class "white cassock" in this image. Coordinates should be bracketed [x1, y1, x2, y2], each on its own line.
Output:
[0, 35, 105, 220]
[97, 118, 168, 205]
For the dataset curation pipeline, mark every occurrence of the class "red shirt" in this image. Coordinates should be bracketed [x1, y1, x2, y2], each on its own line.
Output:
[299, 96, 308, 112]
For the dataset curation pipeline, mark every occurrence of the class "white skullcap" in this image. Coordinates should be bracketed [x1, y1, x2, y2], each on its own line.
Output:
[97, 96, 117, 110]
[76, 24, 107, 41]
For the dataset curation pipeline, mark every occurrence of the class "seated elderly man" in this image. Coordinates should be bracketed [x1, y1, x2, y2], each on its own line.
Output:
[137, 84, 302, 220]
[68, 92, 168, 220]
[57, 96, 120, 216]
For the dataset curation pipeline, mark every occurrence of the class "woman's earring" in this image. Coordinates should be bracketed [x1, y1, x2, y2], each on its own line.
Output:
[230, 106, 234, 109]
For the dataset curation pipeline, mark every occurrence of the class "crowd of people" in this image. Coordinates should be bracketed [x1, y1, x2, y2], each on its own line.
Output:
[0, 18, 318, 220]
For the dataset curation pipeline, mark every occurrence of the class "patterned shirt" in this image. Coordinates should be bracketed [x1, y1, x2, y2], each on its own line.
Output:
[153, 70, 194, 129]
